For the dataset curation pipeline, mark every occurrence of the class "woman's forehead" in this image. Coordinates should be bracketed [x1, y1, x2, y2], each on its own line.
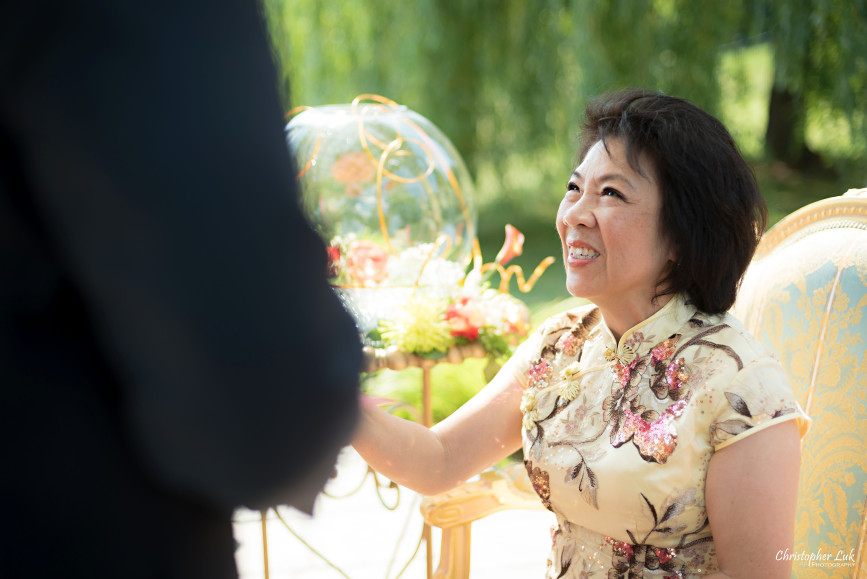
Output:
[575, 138, 657, 184]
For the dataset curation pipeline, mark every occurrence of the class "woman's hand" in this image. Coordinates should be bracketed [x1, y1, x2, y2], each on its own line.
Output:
[705, 420, 801, 578]
[351, 365, 526, 496]
[358, 392, 394, 410]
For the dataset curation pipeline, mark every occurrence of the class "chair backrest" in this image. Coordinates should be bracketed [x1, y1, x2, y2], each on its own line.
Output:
[731, 188, 867, 578]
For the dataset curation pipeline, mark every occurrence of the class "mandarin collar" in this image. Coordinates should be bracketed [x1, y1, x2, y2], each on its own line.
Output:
[598, 294, 697, 362]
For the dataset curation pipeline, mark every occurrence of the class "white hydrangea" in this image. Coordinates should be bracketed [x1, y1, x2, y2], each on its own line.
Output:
[482, 292, 530, 335]
[418, 259, 465, 300]
[385, 244, 431, 284]
[460, 268, 485, 299]
[387, 244, 466, 300]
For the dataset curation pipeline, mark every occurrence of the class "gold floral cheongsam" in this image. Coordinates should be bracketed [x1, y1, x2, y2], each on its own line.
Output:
[506, 294, 809, 578]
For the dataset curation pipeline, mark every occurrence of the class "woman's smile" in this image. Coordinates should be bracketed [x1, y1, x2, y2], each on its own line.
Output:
[566, 242, 601, 263]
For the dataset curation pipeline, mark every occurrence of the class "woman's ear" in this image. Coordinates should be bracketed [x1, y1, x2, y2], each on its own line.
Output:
[666, 246, 678, 266]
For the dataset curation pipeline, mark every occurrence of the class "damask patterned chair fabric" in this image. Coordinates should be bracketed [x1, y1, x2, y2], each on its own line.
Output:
[420, 189, 867, 578]
[731, 188, 867, 578]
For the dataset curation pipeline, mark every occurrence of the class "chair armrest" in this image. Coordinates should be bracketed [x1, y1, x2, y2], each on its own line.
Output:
[420, 462, 546, 529]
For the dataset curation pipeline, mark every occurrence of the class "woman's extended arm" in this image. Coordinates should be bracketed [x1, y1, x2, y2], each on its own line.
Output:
[704, 420, 801, 578]
[352, 364, 525, 495]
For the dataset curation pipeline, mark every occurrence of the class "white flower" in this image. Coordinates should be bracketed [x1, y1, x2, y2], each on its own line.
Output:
[479, 292, 530, 336]
[461, 269, 484, 298]
[386, 244, 465, 300]
[418, 259, 465, 299]
[386, 244, 436, 284]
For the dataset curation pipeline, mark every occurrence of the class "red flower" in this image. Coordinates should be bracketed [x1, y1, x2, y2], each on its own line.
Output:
[445, 296, 487, 340]
[494, 224, 524, 266]
[345, 240, 389, 285]
[326, 246, 341, 278]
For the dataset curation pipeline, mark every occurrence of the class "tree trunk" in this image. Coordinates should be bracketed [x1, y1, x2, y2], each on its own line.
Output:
[765, 84, 824, 170]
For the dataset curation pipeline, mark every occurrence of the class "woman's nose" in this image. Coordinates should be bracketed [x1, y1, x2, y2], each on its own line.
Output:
[561, 196, 596, 228]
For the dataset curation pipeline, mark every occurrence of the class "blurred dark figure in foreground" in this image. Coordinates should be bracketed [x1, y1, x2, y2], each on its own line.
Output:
[0, 1, 361, 577]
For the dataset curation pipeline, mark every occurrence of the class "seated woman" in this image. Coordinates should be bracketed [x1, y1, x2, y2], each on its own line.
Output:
[352, 89, 809, 578]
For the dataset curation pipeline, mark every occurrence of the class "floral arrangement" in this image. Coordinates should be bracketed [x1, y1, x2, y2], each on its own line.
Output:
[326, 224, 554, 360]
[285, 95, 553, 361]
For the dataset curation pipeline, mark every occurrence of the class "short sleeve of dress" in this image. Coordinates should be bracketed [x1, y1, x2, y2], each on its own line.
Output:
[710, 358, 810, 451]
[501, 322, 545, 390]
[501, 305, 599, 391]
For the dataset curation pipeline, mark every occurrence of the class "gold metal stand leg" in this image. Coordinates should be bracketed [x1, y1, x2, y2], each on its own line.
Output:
[261, 510, 270, 579]
[422, 364, 434, 579]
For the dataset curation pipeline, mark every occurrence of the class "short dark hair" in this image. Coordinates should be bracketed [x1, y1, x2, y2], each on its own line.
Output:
[578, 89, 767, 314]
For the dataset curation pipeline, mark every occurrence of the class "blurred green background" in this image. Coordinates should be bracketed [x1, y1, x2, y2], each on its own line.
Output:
[262, 0, 867, 422]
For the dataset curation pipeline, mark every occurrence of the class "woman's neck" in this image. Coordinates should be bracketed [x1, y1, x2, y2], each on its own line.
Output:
[598, 293, 674, 343]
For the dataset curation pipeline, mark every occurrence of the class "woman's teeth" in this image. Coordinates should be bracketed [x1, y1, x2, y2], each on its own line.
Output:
[569, 246, 600, 259]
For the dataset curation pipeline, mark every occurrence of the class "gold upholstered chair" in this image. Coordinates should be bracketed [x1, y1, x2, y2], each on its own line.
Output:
[420, 188, 867, 578]
[731, 188, 867, 578]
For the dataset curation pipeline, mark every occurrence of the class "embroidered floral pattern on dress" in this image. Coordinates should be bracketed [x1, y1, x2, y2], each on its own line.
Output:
[650, 337, 678, 366]
[518, 298, 805, 579]
[611, 399, 688, 463]
[524, 460, 553, 511]
[610, 354, 642, 388]
[602, 359, 648, 449]
[607, 539, 681, 579]
[556, 331, 581, 357]
[648, 335, 690, 402]
[603, 492, 711, 578]
[528, 359, 553, 388]
[710, 390, 798, 444]
[665, 359, 689, 390]
[601, 333, 697, 461]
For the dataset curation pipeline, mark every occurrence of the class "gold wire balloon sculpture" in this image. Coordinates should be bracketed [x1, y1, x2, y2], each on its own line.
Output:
[288, 95, 475, 265]
[286, 95, 553, 357]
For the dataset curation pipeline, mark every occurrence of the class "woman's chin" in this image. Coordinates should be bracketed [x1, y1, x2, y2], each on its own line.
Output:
[564, 281, 596, 302]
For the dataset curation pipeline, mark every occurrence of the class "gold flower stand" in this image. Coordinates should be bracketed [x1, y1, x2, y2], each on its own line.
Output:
[361, 341, 490, 579]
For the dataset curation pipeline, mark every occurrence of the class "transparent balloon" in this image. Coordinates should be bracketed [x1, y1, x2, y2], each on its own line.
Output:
[286, 96, 478, 334]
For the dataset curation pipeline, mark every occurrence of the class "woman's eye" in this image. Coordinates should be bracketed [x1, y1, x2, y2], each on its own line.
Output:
[566, 182, 580, 194]
[602, 187, 623, 199]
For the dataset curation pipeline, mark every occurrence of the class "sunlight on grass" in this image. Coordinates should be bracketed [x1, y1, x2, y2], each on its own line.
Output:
[807, 102, 867, 160]
[363, 358, 489, 423]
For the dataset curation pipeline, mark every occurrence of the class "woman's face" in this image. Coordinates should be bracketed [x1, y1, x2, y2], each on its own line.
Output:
[556, 138, 676, 330]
